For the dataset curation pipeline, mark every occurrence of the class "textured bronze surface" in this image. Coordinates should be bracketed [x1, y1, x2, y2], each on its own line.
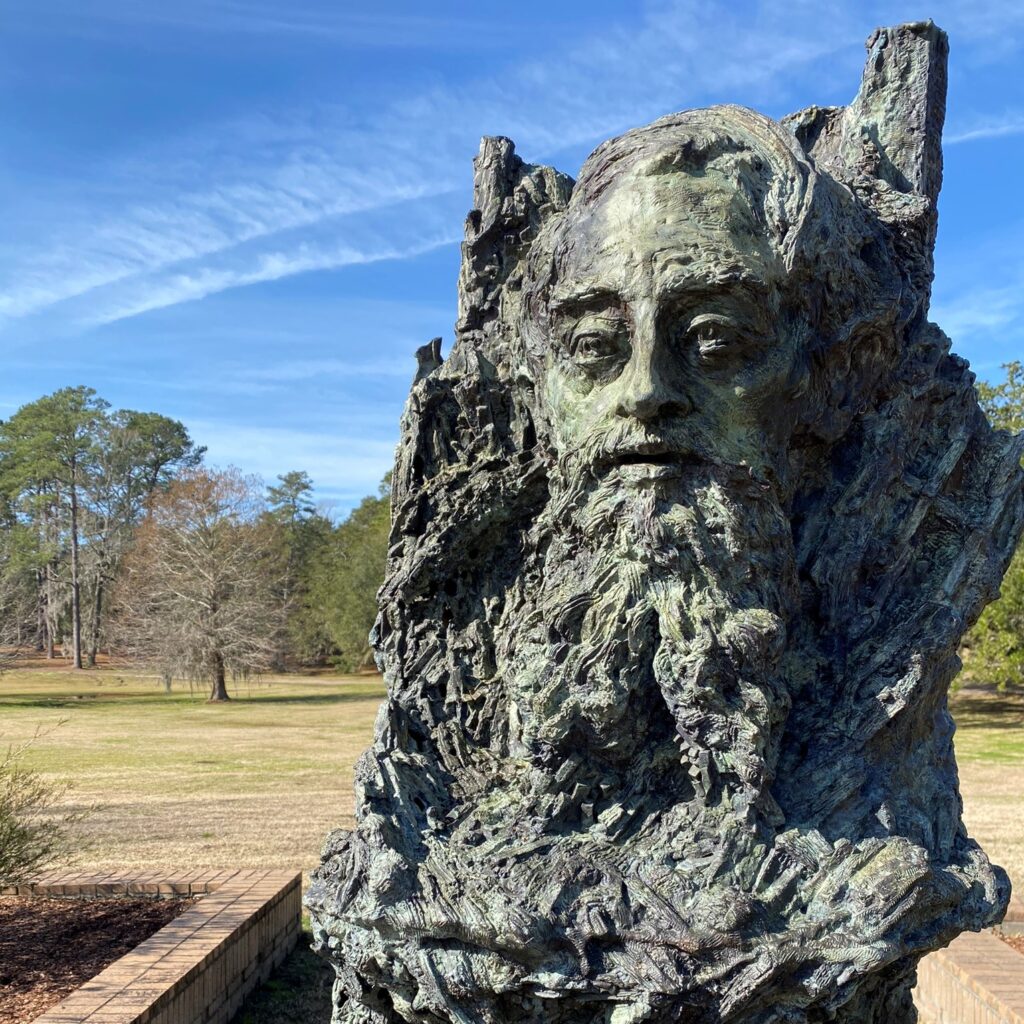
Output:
[308, 22, 1024, 1024]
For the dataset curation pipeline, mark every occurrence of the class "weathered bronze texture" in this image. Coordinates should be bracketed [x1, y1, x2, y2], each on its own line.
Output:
[308, 22, 1024, 1023]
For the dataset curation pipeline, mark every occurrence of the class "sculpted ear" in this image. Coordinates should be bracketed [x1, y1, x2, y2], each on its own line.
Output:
[783, 21, 947, 266]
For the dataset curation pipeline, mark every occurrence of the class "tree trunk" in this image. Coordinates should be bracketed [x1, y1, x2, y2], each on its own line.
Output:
[45, 561, 55, 660]
[209, 652, 230, 702]
[69, 473, 82, 669]
[35, 569, 45, 652]
[87, 574, 104, 668]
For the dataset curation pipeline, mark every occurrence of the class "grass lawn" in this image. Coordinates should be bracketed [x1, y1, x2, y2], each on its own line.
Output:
[2, 662, 1022, 892]
[231, 927, 334, 1024]
[0, 661, 385, 878]
[948, 685, 1024, 892]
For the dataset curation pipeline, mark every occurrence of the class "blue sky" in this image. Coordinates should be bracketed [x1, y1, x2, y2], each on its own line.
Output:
[1, 0, 1022, 513]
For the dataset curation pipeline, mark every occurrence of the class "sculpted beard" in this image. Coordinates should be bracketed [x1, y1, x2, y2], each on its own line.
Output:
[308, 439, 812, 1021]
[496, 445, 799, 837]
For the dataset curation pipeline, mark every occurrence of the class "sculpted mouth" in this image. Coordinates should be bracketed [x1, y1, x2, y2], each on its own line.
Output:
[595, 443, 696, 475]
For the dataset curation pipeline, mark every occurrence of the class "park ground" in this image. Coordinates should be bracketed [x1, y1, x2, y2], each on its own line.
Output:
[2, 659, 1023, 891]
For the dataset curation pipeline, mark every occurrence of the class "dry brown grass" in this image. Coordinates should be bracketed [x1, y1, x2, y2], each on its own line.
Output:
[949, 685, 1024, 891]
[0, 665, 384, 877]
[2, 665, 1021, 892]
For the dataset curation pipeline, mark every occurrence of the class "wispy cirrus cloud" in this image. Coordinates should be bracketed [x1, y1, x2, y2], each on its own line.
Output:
[3, 0, 1021, 336]
[3, 1, 544, 49]
[81, 228, 461, 327]
[0, 0, 861, 332]
[933, 283, 1022, 339]
[0, 162, 458, 322]
[946, 112, 1024, 144]
[932, 226, 1024, 377]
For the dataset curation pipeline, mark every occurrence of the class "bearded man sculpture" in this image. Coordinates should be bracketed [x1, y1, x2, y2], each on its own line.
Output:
[307, 22, 1024, 1024]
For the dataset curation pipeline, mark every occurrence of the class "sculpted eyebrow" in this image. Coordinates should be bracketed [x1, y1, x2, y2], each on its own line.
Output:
[658, 274, 770, 304]
[549, 289, 622, 313]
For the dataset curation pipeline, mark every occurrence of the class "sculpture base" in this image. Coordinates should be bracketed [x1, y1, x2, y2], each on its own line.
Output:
[325, 962, 918, 1024]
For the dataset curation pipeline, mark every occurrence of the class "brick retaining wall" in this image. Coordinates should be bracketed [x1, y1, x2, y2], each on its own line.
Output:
[998, 893, 1024, 935]
[915, 921, 1024, 1024]
[5, 869, 301, 1024]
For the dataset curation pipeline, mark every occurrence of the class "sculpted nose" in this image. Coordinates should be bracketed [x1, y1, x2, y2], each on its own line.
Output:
[614, 352, 693, 423]
[616, 388, 692, 422]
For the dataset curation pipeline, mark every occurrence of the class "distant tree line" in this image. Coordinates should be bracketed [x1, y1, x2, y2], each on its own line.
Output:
[0, 386, 390, 698]
[2, 371, 1020, 696]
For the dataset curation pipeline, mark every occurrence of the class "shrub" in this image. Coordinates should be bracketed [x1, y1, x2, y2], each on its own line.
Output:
[0, 731, 83, 884]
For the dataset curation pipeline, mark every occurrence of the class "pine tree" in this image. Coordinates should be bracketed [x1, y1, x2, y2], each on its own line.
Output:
[0, 387, 108, 667]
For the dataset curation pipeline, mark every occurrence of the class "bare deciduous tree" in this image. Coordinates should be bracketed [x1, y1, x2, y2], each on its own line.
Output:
[111, 468, 286, 701]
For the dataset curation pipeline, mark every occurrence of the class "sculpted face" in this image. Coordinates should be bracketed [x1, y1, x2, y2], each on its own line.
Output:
[496, 156, 805, 788]
[542, 162, 799, 488]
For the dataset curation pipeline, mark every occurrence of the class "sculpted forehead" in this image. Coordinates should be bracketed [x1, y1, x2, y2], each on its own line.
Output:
[551, 164, 782, 303]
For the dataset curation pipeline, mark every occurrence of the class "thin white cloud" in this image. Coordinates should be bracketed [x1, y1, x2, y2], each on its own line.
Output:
[933, 283, 1023, 340]
[6, 1, 526, 49]
[187, 421, 397, 501]
[0, 0, 857, 330]
[946, 113, 1024, 144]
[82, 230, 460, 327]
[3, 0, 1020, 332]
[0, 170, 454, 321]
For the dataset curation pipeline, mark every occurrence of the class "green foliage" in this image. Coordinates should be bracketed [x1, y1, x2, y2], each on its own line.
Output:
[267, 471, 317, 525]
[0, 386, 110, 666]
[0, 502, 40, 662]
[265, 472, 334, 664]
[0, 731, 83, 884]
[0, 388, 201, 665]
[976, 361, 1024, 435]
[0, 385, 108, 499]
[0, 386, 393, 677]
[965, 363, 1024, 689]
[967, 547, 1024, 689]
[308, 475, 391, 672]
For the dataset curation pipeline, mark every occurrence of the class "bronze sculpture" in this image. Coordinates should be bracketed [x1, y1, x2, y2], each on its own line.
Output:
[308, 22, 1024, 1023]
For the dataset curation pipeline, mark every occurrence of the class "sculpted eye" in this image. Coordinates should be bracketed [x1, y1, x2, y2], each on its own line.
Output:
[566, 314, 629, 377]
[685, 314, 741, 363]
[573, 330, 621, 360]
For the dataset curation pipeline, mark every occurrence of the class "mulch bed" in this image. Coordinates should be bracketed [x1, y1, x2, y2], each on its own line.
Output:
[0, 895, 195, 1024]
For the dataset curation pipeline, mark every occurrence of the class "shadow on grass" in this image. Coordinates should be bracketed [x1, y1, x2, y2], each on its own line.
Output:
[230, 932, 334, 1024]
[951, 685, 1024, 731]
[232, 690, 383, 707]
[0, 688, 384, 711]
[0, 695, 162, 710]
